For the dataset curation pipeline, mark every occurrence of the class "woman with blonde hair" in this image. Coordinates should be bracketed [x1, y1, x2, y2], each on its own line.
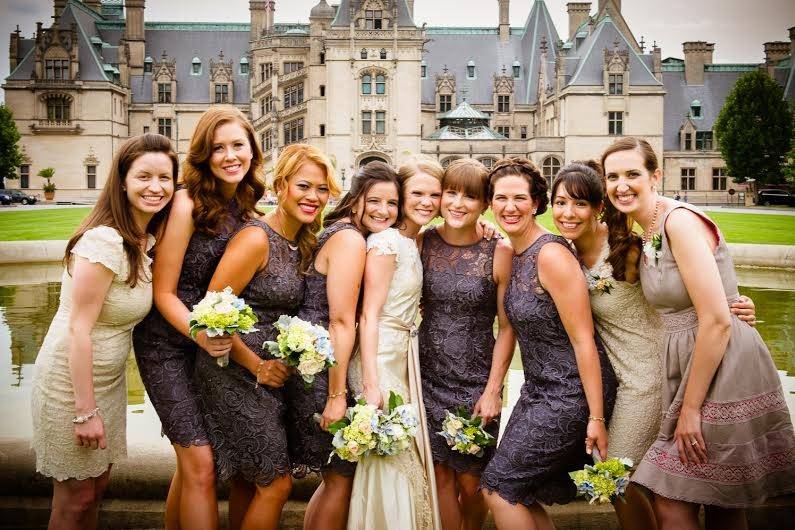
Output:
[33, 133, 176, 530]
[133, 106, 264, 530]
[196, 143, 339, 530]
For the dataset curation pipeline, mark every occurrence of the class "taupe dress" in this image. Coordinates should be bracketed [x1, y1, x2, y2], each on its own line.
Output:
[632, 202, 795, 507]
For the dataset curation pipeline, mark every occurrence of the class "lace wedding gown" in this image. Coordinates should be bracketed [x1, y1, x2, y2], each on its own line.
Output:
[347, 228, 442, 530]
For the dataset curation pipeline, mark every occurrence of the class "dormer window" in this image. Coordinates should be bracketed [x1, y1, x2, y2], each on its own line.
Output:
[608, 73, 623, 95]
[380, 48, 387, 60]
[144, 56, 153, 74]
[421, 61, 427, 79]
[467, 60, 476, 79]
[45, 59, 70, 80]
[191, 57, 201, 75]
[512, 61, 521, 79]
[239, 57, 249, 75]
[690, 100, 702, 118]
[365, 10, 383, 29]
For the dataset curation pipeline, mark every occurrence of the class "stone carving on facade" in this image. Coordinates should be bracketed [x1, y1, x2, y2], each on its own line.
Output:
[83, 146, 99, 167]
[210, 50, 234, 83]
[493, 67, 515, 95]
[435, 66, 456, 95]
[153, 51, 177, 81]
[604, 39, 630, 73]
[354, 0, 393, 31]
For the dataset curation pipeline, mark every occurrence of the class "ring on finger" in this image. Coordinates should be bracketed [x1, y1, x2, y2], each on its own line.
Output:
[690, 439, 698, 446]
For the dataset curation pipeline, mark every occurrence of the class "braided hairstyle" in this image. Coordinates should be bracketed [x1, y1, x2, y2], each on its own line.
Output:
[487, 157, 548, 215]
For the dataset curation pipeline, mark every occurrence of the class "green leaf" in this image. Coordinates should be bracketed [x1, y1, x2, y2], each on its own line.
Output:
[327, 419, 349, 435]
[387, 391, 403, 412]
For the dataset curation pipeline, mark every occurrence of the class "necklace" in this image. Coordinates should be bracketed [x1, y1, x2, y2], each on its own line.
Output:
[267, 211, 299, 251]
[641, 197, 660, 246]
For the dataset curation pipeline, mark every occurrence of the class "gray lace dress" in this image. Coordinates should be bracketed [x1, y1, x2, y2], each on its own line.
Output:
[286, 221, 361, 478]
[194, 219, 304, 486]
[480, 234, 617, 506]
[133, 199, 245, 447]
[418, 228, 499, 473]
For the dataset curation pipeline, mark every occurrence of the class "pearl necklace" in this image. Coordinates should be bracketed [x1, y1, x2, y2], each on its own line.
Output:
[641, 197, 660, 247]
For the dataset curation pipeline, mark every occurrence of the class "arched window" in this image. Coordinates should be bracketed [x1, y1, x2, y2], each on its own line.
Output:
[144, 56, 153, 74]
[467, 60, 476, 79]
[361, 48, 368, 60]
[690, 100, 702, 119]
[239, 57, 249, 75]
[512, 60, 521, 79]
[380, 48, 387, 60]
[542, 156, 561, 186]
[191, 57, 201, 75]
[47, 96, 70, 122]
[361, 74, 372, 94]
[479, 157, 497, 169]
[441, 156, 461, 169]
[375, 74, 386, 95]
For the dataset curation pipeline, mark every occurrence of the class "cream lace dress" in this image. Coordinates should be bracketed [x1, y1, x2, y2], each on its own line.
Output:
[31, 226, 155, 481]
[584, 239, 663, 463]
[347, 228, 442, 530]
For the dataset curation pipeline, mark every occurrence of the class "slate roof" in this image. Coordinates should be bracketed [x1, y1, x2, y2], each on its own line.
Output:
[331, 0, 415, 28]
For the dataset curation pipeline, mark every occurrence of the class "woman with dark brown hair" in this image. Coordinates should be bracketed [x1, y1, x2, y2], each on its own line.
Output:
[132, 106, 265, 530]
[31, 133, 176, 530]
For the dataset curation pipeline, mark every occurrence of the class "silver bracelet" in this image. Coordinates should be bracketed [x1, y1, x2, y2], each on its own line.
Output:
[72, 407, 100, 424]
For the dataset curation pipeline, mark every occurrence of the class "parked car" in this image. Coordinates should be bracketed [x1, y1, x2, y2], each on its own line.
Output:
[0, 189, 38, 205]
[0, 192, 11, 206]
[757, 189, 795, 207]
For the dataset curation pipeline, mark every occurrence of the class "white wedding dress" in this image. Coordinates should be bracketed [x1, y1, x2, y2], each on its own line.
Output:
[347, 228, 442, 530]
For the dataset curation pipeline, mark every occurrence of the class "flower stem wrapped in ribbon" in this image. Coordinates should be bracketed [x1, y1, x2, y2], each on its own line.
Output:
[438, 406, 497, 457]
[188, 287, 258, 367]
[569, 457, 634, 504]
[263, 315, 336, 386]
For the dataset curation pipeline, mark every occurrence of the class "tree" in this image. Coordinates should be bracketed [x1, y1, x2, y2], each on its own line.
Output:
[38, 167, 56, 192]
[714, 69, 793, 185]
[0, 104, 23, 189]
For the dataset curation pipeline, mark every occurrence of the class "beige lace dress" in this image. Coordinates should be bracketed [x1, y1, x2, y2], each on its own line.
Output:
[347, 228, 442, 530]
[584, 239, 662, 464]
[31, 226, 155, 481]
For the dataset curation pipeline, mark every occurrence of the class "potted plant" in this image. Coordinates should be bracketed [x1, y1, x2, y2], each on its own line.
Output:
[38, 167, 56, 200]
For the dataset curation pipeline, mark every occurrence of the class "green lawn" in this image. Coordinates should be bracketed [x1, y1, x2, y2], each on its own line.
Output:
[1, 206, 794, 245]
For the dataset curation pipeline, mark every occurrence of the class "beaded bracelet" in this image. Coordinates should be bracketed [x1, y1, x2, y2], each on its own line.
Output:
[328, 389, 348, 399]
[254, 360, 266, 390]
[72, 407, 100, 424]
[588, 415, 605, 423]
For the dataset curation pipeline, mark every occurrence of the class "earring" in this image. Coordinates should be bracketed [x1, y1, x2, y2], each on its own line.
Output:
[532, 209, 537, 216]
[351, 209, 357, 214]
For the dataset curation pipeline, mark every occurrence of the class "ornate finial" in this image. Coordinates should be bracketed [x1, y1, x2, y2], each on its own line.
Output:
[653, 40, 658, 48]
[442, 64, 448, 74]
[15, 25, 20, 34]
[161, 49, 167, 59]
[639, 36, 646, 53]
[613, 38, 620, 51]
[501, 64, 507, 75]
[219, 50, 225, 60]
[461, 85, 469, 102]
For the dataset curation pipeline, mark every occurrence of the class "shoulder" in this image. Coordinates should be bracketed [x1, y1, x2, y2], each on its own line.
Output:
[494, 238, 514, 262]
[537, 235, 577, 268]
[665, 205, 719, 245]
[172, 188, 194, 212]
[366, 227, 401, 255]
[326, 225, 366, 250]
[71, 226, 124, 275]
[80, 225, 123, 246]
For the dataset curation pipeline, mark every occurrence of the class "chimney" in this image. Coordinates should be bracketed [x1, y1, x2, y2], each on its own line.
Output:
[250, 1, 267, 40]
[599, 0, 620, 12]
[683, 41, 714, 85]
[265, 1, 276, 34]
[764, 41, 789, 66]
[124, 0, 145, 72]
[54, 0, 67, 18]
[9, 26, 21, 71]
[652, 43, 662, 82]
[497, 0, 510, 42]
[567, 3, 591, 41]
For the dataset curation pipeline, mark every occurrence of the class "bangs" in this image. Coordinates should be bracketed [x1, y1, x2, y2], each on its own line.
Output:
[443, 159, 488, 202]
[551, 170, 604, 206]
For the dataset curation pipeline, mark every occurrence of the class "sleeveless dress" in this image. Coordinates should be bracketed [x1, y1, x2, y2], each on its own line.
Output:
[584, 238, 663, 464]
[418, 227, 500, 473]
[347, 227, 442, 530]
[632, 202, 795, 507]
[133, 199, 245, 447]
[286, 221, 361, 478]
[480, 233, 617, 506]
[32, 226, 155, 480]
[194, 219, 303, 486]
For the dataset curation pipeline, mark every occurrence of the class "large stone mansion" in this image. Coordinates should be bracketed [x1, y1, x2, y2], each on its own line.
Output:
[3, 0, 794, 202]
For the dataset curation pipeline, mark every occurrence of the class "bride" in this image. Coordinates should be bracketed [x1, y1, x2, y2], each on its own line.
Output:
[347, 157, 444, 530]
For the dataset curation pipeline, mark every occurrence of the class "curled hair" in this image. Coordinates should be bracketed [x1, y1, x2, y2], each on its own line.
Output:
[444, 158, 489, 202]
[181, 106, 265, 235]
[324, 160, 402, 233]
[271, 143, 341, 273]
[600, 138, 658, 280]
[64, 133, 178, 287]
[487, 157, 548, 215]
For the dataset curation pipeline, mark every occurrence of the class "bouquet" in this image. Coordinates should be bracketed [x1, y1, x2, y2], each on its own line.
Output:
[438, 407, 497, 457]
[188, 287, 258, 367]
[569, 457, 634, 504]
[374, 391, 419, 457]
[327, 391, 418, 462]
[263, 315, 335, 385]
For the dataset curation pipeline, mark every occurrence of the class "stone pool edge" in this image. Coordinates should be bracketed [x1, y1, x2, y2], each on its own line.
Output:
[2, 240, 794, 269]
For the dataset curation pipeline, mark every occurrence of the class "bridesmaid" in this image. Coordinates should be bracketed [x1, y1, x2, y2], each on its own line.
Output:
[32, 133, 176, 530]
[418, 158, 515, 530]
[289, 163, 403, 530]
[195, 143, 339, 530]
[550, 161, 758, 530]
[133, 107, 264, 530]
[601, 137, 795, 530]
[479, 157, 617, 530]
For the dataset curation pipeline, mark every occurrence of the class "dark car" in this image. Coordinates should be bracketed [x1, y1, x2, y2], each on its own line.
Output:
[757, 189, 795, 207]
[0, 192, 11, 206]
[0, 189, 38, 205]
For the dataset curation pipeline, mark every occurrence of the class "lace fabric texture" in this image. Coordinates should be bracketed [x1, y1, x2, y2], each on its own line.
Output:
[32, 227, 155, 480]
[347, 228, 439, 530]
[633, 202, 795, 507]
[287, 221, 361, 478]
[479, 234, 617, 507]
[418, 228, 499, 473]
[133, 201, 245, 447]
[194, 219, 304, 486]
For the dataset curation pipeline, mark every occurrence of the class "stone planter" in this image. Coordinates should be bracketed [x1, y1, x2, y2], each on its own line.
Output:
[43, 191, 54, 201]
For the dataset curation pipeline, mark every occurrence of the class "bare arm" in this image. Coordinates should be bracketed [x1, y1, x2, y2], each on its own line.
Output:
[474, 240, 516, 423]
[68, 256, 115, 450]
[358, 250, 397, 409]
[318, 230, 367, 428]
[538, 242, 609, 459]
[666, 208, 732, 464]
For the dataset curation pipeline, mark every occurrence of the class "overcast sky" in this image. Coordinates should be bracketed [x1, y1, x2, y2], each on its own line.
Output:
[1, 0, 794, 102]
